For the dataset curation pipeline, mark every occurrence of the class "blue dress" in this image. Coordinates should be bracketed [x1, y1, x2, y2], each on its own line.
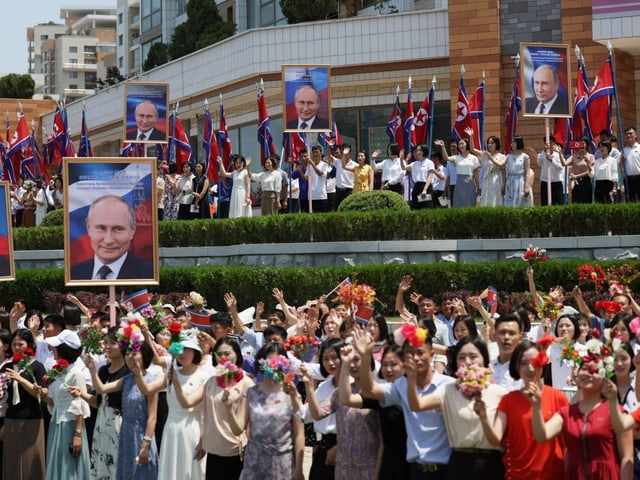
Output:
[116, 372, 158, 480]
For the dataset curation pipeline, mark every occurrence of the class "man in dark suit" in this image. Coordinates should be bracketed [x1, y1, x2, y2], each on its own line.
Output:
[525, 64, 569, 115]
[70, 195, 154, 280]
[286, 84, 329, 130]
[126, 100, 166, 141]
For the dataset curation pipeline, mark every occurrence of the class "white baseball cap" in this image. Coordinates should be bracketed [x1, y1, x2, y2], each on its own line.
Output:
[45, 330, 82, 350]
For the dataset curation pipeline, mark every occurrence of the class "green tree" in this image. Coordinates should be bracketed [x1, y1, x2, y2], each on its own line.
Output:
[143, 43, 170, 71]
[0, 74, 35, 99]
[279, 0, 338, 23]
[168, 0, 235, 60]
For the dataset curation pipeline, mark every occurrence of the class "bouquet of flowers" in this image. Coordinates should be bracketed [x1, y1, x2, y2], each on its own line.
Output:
[285, 335, 320, 360]
[605, 264, 640, 287]
[577, 264, 607, 291]
[393, 323, 428, 348]
[523, 245, 547, 267]
[188, 291, 206, 310]
[559, 338, 617, 378]
[532, 334, 554, 383]
[594, 300, 623, 317]
[167, 321, 184, 355]
[535, 295, 562, 320]
[215, 356, 244, 389]
[79, 325, 104, 355]
[12, 347, 39, 403]
[140, 303, 173, 337]
[116, 319, 144, 355]
[454, 363, 493, 400]
[41, 359, 69, 385]
[337, 281, 376, 308]
[258, 354, 295, 384]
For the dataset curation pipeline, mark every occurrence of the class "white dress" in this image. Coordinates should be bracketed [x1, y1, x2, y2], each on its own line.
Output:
[157, 368, 209, 480]
[229, 170, 252, 218]
[480, 153, 505, 207]
[504, 152, 528, 207]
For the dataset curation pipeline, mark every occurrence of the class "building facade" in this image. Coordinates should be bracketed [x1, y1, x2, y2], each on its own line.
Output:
[40, 0, 638, 205]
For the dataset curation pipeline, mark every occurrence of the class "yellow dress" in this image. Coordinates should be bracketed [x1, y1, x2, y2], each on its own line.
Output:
[353, 165, 372, 192]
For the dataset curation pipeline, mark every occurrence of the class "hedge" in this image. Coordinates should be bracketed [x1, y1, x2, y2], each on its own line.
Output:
[14, 203, 640, 250]
[8, 259, 640, 314]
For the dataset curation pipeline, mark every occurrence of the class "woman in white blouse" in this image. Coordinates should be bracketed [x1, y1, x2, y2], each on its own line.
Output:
[401, 144, 434, 209]
[594, 140, 618, 203]
[251, 155, 282, 215]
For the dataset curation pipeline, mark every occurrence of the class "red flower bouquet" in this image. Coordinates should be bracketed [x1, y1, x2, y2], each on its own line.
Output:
[215, 356, 244, 389]
[42, 359, 70, 385]
[523, 245, 547, 267]
[285, 335, 320, 360]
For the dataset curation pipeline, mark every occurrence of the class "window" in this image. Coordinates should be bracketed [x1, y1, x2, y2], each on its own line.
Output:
[141, 0, 162, 33]
[177, 0, 187, 16]
[70, 59, 78, 64]
[40, 34, 48, 41]
[118, 34, 123, 46]
[69, 46, 78, 53]
[118, 13, 123, 24]
[69, 71, 78, 79]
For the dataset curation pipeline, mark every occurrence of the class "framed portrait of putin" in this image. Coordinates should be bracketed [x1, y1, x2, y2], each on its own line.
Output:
[124, 82, 170, 143]
[520, 43, 572, 118]
[282, 64, 332, 132]
[64, 157, 159, 286]
[0, 182, 15, 281]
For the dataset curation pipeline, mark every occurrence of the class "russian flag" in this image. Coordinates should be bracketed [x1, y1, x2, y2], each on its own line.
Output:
[67, 162, 154, 266]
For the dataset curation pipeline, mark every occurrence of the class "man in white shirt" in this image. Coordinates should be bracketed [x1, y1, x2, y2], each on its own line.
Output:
[623, 126, 640, 202]
[527, 136, 565, 206]
[490, 313, 524, 392]
[443, 140, 458, 206]
[307, 146, 329, 212]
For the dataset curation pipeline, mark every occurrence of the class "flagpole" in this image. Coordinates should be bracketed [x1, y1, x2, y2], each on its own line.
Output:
[428, 76, 436, 159]
[480, 71, 486, 151]
[608, 41, 627, 202]
[217, 94, 223, 218]
[509, 55, 520, 151]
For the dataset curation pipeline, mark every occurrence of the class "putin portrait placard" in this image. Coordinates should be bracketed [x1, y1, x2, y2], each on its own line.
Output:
[64, 158, 159, 286]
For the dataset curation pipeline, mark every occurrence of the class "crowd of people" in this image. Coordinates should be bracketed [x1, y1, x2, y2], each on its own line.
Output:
[1, 267, 639, 480]
[10, 174, 63, 227]
[152, 124, 640, 218]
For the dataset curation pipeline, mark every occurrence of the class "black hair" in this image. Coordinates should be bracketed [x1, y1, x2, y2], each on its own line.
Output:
[209, 312, 232, 329]
[43, 314, 66, 332]
[0, 311, 9, 331]
[0, 328, 12, 358]
[104, 326, 119, 343]
[25, 309, 43, 331]
[515, 304, 536, 333]
[512, 136, 525, 150]
[255, 342, 287, 370]
[267, 310, 286, 325]
[610, 312, 634, 338]
[371, 312, 390, 344]
[624, 126, 636, 134]
[62, 302, 82, 326]
[431, 151, 443, 161]
[167, 162, 178, 174]
[263, 325, 288, 342]
[554, 314, 580, 341]
[388, 143, 400, 156]
[450, 336, 490, 372]
[598, 140, 612, 153]
[55, 343, 83, 364]
[458, 138, 470, 150]
[377, 343, 405, 380]
[509, 339, 539, 380]
[319, 338, 344, 378]
[140, 341, 155, 370]
[487, 135, 501, 152]
[612, 342, 636, 383]
[415, 317, 435, 346]
[495, 312, 523, 332]
[212, 337, 244, 368]
[453, 315, 478, 340]
[11, 328, 36, 351]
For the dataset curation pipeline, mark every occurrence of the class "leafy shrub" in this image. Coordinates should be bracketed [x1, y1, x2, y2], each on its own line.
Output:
[338, 190, 409, 212]
[40, 209, 64, 227]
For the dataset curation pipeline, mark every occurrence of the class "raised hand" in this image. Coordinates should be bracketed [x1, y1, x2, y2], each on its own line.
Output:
[399, 307, 418, 326]
[601, 378, 618, 401]
[351, 328, 373, 356]
[298, 364, 313, 385]
[398, 275, 413, 293]
[339, 344, 355, 365]
[224, 292, 238, 312]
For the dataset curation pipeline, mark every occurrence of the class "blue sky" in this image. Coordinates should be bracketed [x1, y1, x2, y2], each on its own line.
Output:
[2, 0, 116, 76]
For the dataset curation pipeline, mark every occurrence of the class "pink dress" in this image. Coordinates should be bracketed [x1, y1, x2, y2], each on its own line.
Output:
[559, 401, 621, 480]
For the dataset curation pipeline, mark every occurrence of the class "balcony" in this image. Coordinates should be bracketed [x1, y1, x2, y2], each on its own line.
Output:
[64, 87, 95, 97]
[592, 0, 640, 54]
[62, 62, 98, 72]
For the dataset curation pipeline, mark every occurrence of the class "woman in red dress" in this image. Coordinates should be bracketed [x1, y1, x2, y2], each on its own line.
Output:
[527, 353, 633, 480]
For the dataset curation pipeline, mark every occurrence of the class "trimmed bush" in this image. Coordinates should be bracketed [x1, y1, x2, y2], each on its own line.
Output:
[5, 259, 638, 313]
[15, 203, 640, 250]
[40, 209, 64, 227]
[337, 190, 409, 212]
